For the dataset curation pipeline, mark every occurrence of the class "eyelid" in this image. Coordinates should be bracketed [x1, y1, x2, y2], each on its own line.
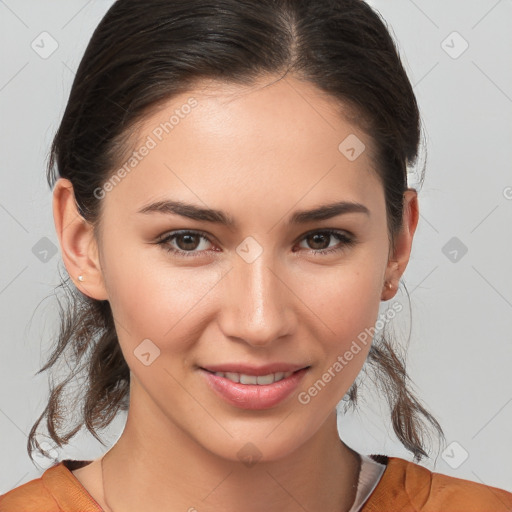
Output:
[155, 229, 212, 243]
[156, 228, 356, 257]
[293, 227, 354, 243]
[156, 227, 354, 243]
[156, 229, 215, 250]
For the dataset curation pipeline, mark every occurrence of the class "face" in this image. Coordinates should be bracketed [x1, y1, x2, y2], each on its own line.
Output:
[56, 75, 412, 463]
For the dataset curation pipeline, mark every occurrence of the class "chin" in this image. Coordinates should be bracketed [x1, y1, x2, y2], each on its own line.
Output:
[195, 421, 316, 466]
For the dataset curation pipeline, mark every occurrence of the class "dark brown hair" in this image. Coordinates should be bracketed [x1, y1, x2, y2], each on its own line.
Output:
[28, 0, 444, 464]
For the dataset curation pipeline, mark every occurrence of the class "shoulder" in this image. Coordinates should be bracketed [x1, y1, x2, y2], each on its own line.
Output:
[363, 455, 512, 511]
[0, 460, 102, 512]
[0, 472, 58, 512]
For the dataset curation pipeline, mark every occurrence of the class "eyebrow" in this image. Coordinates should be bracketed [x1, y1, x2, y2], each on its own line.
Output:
[137, 199, 370, 226]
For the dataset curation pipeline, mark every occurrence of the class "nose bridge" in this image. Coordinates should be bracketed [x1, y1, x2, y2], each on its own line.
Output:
[221, 241, 294, 345]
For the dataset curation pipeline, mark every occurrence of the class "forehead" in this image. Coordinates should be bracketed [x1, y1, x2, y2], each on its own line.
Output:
[103, 75, 384, 218]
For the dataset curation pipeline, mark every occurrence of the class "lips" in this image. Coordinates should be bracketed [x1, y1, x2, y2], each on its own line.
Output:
[199, 363, 311, 410]
[200, 362, 309, 375]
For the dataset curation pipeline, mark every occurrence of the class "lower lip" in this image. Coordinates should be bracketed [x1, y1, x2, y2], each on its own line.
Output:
[200, 368, 309, 410]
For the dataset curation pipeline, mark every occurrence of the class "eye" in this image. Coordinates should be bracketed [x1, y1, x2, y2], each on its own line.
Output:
[295, 229, 356, 256]
[156, 228, 356, 259]
[156, 230, 215, 258]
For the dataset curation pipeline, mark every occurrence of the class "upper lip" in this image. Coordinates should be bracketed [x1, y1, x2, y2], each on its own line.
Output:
[200, 363, 310, 376]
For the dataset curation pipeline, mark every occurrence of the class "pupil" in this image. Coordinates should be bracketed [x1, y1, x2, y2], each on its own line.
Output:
[310, 233, 328, 250]
[179, 234, 198, 250]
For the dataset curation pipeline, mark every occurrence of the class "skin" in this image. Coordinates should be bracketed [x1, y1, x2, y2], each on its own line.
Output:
[53, 74, 418, 512]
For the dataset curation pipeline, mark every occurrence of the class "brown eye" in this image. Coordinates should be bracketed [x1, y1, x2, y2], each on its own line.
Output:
[305, 232, 331, 250]
[174, 233, 202, 251]
[157, 230, 213, 258]
[297, 229, 355, 256]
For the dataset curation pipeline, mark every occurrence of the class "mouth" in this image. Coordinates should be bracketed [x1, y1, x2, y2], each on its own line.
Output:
[201, 368, 304, 385]
[199, 364, 311, 410]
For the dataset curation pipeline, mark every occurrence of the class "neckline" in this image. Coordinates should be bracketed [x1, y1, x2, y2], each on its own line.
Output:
[50, 454, 391, 511]
[349, 454, 387, 511]
[61, 457, 100, 506]
[62, 459, 94, 471]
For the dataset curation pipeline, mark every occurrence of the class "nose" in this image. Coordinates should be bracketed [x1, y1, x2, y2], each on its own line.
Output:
[218, 246, 296, 348]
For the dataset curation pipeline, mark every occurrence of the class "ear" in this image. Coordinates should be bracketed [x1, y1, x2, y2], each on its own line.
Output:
[52, 178, 109, 300]
[381, 188, 419, 301]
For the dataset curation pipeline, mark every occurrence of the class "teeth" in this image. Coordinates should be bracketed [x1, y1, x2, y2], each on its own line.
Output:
[240, 374, 258, 384]
[256, 374, 274, 385]
[213, 370, 294, 385]
[274, 371, 285, 381]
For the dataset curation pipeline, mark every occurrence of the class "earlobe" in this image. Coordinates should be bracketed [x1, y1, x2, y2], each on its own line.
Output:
[381, 189, 419, 301]
[52, 178, 109, 300]
[380, 263, 399, 301]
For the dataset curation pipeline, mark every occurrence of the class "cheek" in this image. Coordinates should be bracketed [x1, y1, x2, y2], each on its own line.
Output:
[300, 262, 383, 389]
[304, 264, 383, 338]
[101, 241, 222, 349]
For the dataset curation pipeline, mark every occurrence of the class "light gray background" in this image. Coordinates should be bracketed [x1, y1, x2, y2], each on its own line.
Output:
[1, 0, 511, 495]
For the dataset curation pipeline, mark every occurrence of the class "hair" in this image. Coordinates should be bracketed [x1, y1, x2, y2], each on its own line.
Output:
[28, 0, 445, 464]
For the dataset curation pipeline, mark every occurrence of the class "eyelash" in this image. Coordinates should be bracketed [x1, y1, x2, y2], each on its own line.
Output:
[156, 229, 356, 259]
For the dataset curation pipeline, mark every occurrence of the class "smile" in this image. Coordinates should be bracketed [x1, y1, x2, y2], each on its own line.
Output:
[200, 367, 310, 410]
[209, 370, 294, 385]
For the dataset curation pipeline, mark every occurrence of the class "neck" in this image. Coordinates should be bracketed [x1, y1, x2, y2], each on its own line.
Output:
[100, 383, 361, 512]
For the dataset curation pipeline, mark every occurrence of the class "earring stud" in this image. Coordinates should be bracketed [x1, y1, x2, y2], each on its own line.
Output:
[78, 275, 84, 282]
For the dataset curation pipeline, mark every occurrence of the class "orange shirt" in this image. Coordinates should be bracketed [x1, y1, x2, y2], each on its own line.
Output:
[1, 455, 511, 511]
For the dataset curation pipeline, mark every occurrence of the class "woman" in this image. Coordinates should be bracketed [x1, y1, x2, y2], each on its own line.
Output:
[1, 0, 511, 511]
